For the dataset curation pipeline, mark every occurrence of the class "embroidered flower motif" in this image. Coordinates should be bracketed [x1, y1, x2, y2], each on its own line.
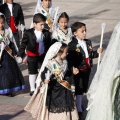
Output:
[76, 44, 81, 52]
[54, 69, 61, 76]
[53, 64, 61, 76]
[42, 10, 45, 14]
[0, 34, 3, 41]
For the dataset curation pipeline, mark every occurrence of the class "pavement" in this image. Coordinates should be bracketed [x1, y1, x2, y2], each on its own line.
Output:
[0, 0, 120, 120]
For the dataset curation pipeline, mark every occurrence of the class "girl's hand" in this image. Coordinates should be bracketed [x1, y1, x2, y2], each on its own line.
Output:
[44, 79, 50, 84]
[97, 48, 103, 53]
[73, 67, 79, 75]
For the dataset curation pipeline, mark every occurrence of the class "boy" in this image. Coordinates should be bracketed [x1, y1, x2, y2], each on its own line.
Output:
[0, 0, 25, 49]
[17, 13, 51, 96]
[67, 22, 102, 117]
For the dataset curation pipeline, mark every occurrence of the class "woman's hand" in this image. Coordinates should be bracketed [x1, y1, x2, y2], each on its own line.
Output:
[44, 79, 50, 84]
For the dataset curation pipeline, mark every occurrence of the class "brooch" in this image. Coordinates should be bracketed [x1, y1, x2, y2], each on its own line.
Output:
[53, 64, 61, 76]
[76, 44, 81, 52]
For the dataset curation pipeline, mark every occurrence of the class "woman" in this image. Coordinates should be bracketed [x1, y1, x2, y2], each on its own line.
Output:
[85, 22, 120, 120]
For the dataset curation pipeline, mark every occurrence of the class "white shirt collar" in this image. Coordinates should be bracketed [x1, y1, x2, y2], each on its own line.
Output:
[77, 38, 89, 58]
[7, 3, 13, 16]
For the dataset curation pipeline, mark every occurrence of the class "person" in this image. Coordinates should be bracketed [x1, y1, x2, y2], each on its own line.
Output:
[67, 22, 102, 117]
[24, 42, 79, 120]
[31, 0, 59, 31]
[17, 13, 51, 96]
[85, 22, 120, 120]
[52, 12, 72, 45]
[0, 0, 25, 49]
[0, 12, 25, 96]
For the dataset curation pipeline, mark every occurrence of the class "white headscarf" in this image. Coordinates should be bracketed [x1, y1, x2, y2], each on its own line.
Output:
[35, 42, 62, 90]
[0, 12, 18, 52]
[86, 22, 120, 120]
[34, 0, 52, 14]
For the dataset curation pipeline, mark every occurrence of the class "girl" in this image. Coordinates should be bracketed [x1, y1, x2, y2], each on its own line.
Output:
[24, 42, 79, 120]
[31, 0, 59, 31]
[0, 13, 25, 96]
[52, 12, 72, 45]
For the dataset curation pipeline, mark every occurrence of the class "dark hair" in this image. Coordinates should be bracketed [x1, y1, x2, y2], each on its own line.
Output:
[0, 15, 5, 22]
[58, 12, 69, 23]
[55, 43, 67, 57]
[33, 13, 46, 23]
[71, 22, 86, 34]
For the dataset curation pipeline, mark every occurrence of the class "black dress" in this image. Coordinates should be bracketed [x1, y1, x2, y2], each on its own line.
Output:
[41, 59, 75, 113]
[0, 50, 25, 94]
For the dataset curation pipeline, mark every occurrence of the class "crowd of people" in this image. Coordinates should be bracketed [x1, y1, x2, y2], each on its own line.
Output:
[0, 0, 119, 120]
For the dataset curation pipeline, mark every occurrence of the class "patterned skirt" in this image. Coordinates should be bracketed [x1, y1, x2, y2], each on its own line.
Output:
[24, 85, 79, 120]
[0, 50, 25, 94]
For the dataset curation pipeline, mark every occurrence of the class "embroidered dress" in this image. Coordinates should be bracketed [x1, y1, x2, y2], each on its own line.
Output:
[25, 59, 78, 120]
[0, 29, 25, 94]
[31, 5, 58, 30]
[52, 27, 72, 45]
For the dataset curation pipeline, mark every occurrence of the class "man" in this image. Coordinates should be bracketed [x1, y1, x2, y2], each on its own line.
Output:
[0, 0, 25, 49]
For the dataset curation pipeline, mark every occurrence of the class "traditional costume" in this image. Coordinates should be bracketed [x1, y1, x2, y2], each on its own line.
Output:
[0, 2, 25, 48]
[0, 13, 25, 94]
[85, 22, 120, 120]
[31, 0, 59, 30]
[52, 27, 72, 45]
[24, 42, 78, 120]
[18, 27, 51, 94]
[67, 37, 99, 115]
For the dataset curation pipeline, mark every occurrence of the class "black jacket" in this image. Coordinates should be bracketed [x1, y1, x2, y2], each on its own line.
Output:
[18, 28, 51, 58]
[67, 37, 98, 70]
[0, 2, 25, 26]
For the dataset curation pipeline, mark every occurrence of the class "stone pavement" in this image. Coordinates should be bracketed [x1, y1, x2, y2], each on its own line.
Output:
[0, 0, 120, 120]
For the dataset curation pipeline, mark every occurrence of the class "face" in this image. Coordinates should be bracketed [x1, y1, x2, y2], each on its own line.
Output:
[0, 18, 5, 30]
[74, 26, 86, 40]
[58, 18, 68, 30]
[42, 0, 51, 9]
[33, 21, 45, 31]
[6, 0, 13, 4]
[61, 47, 68, 59]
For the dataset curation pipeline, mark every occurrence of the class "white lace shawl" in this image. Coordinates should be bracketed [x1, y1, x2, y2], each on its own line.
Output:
[86, 22, 120, 120]
[52, 27, 72, 45]
[35, 42, 62, 93]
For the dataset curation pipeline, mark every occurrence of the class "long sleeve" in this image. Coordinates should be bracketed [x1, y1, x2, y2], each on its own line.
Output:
[18, 4, 25, 26]
[41, 67, 48, 82]
[17, 31, 28, 57]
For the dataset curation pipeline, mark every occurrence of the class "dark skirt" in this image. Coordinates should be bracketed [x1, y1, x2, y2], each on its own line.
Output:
[0, 50, 25, 94]
[41, 67, 75, 113]
[46, 80, 75, 113]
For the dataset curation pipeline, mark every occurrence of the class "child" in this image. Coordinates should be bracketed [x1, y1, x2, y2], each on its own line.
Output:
[67, 22, 102, 117]
[17, 13, 51, 96]
[0, 13, 25, 96]
[0, 0, 25, 49]
[31, 0, 59, 31]
[24, 42, 79, 120]
[52, 12, 72, 45]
